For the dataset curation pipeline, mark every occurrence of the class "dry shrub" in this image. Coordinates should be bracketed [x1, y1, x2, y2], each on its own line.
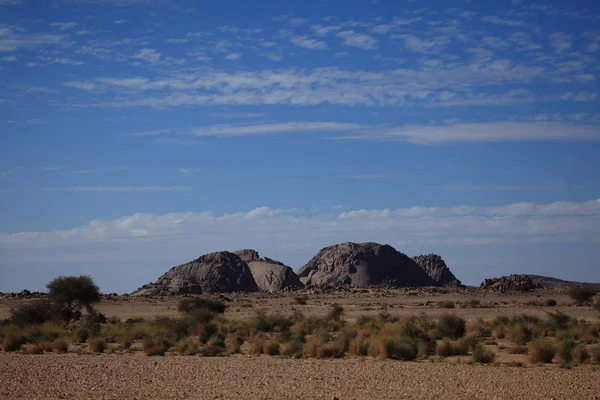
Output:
[528, 339, 555, 364]
[348, 333, 370, 356]
[262, 340, 280, 356]
[143, 336, 170, 356]
[52, 339, 68, 353]
[472, 344, 496, 364]
[545, 299, 557, 307]
[88, 338, 105, 353]
[200, 337, 225, 356]
[23, 344, 45, 354]
[293, 295, 308, 305]
[572, 345, 590, 365]
[591, 345, 600, 363]
[370, 336, 418, 360]
[438, 301, 455, 309]
[225, 333, 243, 354]
[507, 345, 528, 354]
[280, 339, 303, 358]
[506, 324, 533, 345]
[2, 332, 25, 352]
[435, 340, 468, 358]
[556, 339, 576, 364]
[303, 330, 328, 358]
[175, 337, 199, 355]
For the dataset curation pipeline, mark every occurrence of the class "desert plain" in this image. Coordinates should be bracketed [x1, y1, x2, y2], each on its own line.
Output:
[1, 288, 599, 400]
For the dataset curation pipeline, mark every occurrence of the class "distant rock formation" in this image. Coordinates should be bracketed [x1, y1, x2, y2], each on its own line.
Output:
[132, 251, 259, 296]
[234, 249, 303, 292]
[411, 254, 462, 287]
[480, 274, 542, 292]
[297, 242, 438, 288]
[524, 275, 600, 291]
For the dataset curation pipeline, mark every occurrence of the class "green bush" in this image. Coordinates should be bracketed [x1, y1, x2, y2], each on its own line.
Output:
[384, 339, 418, 361]
[545, 299, 557, 307]
[178, 298, 226, 320]
[436, 315, 466, 339]
[9, 300, 55, 325]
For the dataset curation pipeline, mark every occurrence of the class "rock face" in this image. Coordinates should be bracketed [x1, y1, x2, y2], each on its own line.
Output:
[297, 242, 438, 288]
[132, 252, 259, 296]
[411, 254, 462, 287]
[480, 274, 542, 292]
[234, 249, 303, 292]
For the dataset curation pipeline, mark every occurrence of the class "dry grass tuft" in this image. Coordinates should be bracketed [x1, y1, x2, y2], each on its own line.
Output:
[528, 339, 555, 364]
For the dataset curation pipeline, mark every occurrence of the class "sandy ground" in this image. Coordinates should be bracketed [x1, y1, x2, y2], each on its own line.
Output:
[2, 289, 597, 323]
[1, 354, 599, 400]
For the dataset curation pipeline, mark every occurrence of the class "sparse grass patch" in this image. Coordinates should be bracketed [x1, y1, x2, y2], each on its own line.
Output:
[435, 339, 469, 357]
[143, 336, 171, 356]
[293, 295, 308, 305]
[572, 345, 590, 365]
[508, 345, 528, 354]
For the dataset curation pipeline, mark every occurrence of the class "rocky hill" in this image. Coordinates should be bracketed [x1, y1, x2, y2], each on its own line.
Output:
[481, 274, 600, 292]
[132, 251, 259, 296]
[297, 242, 438, 288]
[411, 254, 462, 287]
[480, 274, 542, 292]
[234, 249, 303, 292]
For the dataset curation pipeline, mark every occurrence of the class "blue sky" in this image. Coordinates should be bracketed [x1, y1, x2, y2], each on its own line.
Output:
[1, 0, 599, 293]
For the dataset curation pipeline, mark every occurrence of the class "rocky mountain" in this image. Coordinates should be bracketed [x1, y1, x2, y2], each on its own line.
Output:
[234, 249, 303, 292]
[480, 274, 542, 292]
[411, 254, 462, 287]
[132, 251, 259, 296]
[297, 242, 439, 288]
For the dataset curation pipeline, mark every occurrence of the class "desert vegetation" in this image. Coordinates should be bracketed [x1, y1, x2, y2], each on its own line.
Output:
[2, 277, 600, 368]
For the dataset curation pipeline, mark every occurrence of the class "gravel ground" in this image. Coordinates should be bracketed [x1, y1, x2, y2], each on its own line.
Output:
[1, 354, 599, 400]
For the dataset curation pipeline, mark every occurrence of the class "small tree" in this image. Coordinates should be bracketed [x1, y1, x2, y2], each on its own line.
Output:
[47, 275, 101, 322]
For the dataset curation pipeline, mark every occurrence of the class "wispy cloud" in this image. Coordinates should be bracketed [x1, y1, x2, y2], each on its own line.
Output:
[185, 122, 364, 137]
[0, 27, 64, 52]
[178, 168, 201, 174]
[289, 35, 328, 50]
[335, 30, 378, 49]
[49, 22, 78, 31]
[66, 167, 132, 174]
[132, 48, 161, 63]
[481, 16, 526, 27]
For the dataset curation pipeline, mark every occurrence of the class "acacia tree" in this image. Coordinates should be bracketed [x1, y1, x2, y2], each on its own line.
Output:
[46, 275, 101, 321]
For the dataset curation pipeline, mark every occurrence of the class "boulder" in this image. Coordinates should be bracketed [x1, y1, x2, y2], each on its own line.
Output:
[131, 251, 259, 296]
[411, 254, 462, 287]
[297, 242, 438, 288]
[234, 249, 303, 292]
[480, 274, 542, 292]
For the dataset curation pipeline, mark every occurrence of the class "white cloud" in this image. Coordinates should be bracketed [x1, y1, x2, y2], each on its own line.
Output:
[481, 16, 526, 27]
[39, 56, 82, 65]
[178, 168, 201, 174]
[0, 27, 64, 52]
[311, 25, 341, 36]
[289, 35, 328, 50]
[335, 121, 600, 144]
[186, 122, 364, 137]
[549, 32, 573, 54]
[224, 52, 241, 61]
[335, 31, 378, 49]
[49, 22, 77, 31]
[1, 199, 598, 265]
[132, 48, 161, 63]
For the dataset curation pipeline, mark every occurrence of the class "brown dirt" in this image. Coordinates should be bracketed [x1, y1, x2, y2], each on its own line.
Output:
[1, 354, 599, 400]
